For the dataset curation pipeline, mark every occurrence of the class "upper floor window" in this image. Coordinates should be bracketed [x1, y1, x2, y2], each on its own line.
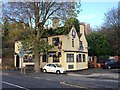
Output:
[80, 41, 83, 50]
[52, 37, 59, 46]
[72, 39, 74, 47]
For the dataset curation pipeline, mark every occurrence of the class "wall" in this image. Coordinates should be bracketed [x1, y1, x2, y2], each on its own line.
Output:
[15, 41, 22, 54]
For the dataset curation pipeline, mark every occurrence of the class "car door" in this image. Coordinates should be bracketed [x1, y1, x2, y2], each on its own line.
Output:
[49, 64, 56, 73]
[45, 64, 51, 72]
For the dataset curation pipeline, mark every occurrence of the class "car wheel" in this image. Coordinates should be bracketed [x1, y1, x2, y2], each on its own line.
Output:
[56, 70, 60, 74]
[108, 66, 111, 69]
[43, 69, 47, 73]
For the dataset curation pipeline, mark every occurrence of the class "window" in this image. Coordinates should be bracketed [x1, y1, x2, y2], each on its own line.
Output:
[66, 54, 74, 62]
[42, 54, 47, 62]
[76, 54, 82, 62]
[72, 39, 74, 47]
[83, 54, 86, 62]
[80, 41, 83, 50]
[52, 37, 59, 46]
[23, 55, 33, 62]
[53, 56, 59, 62]
[68, 65, 74, 69]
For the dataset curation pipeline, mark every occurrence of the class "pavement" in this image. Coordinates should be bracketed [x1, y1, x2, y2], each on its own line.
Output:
[68, 73, 119, 80]
[67, 68, 120, 80]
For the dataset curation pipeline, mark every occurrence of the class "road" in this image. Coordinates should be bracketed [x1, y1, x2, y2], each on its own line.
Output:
[1, 70, 119, 90]
[1, 72, 88, 90]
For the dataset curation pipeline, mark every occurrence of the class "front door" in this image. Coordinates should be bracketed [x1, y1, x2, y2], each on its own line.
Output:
[16, 55, 19, 68]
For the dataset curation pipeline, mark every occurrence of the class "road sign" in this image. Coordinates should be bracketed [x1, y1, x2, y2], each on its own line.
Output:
[19, 48, 24, 58]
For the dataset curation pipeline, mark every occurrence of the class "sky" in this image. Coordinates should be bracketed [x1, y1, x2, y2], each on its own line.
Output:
[77, 1, 119, 28]
[0, 0, 119, 29]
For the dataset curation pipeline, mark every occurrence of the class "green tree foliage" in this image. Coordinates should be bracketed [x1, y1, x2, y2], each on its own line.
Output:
[100, 7, 120, 56]
[64, 17, 80, 33]
[42, 27, 65, 37]
[2, 22, 15, 61]
[3, 20, 10, 36]
[87, 32, 111, 56]
[2, 20, 10, 48]
[8, 22, 33, 42]
[42, 17, 80, 36]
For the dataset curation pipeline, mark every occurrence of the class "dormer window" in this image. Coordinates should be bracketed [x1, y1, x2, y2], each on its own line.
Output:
[80, 41, 83, 50]
[52, 37, 59, 46]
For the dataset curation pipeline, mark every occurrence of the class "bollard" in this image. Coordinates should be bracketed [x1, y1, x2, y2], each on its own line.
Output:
[21, 67, 22, 74]
[21, 67, 26, 75]
[23, 67, 26, 75]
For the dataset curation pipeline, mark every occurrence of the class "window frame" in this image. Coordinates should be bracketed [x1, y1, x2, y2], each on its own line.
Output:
[66, 54, 74, 62]
[42, 54, 47, 62]
[53, 56, 60, 62]
[83, 54, 86, 62]
[80, 41, 83, 50]
[72, 39, 74, 47]
[68, 65, 74, 69]
[52, 37, 59, 46]
[76, 54, 82, 62]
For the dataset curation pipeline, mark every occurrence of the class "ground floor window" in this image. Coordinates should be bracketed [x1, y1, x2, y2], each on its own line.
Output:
[68, 65, 74, 69]
[83, 54, 86, 62]
[53, 56, 59, 62]
[76, 54, 82, 62]
[42, 54, 47, 62]
[66, 54, 74, 62]
[23, 55, 33, 62]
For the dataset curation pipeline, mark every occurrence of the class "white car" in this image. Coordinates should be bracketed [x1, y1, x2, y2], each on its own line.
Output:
[42, 63, 66, 74]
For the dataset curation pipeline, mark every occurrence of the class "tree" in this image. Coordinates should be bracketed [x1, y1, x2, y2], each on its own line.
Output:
[3, 20, 10, 36]
[64, 17, 80, 33]
[43, 17, 80, 36]
[3, 1, 81, 73]
[2, 20, 15, 66]
[102, 7, 120, 56]
[87, 32, 111, 57]
[8, 22, 33, 43]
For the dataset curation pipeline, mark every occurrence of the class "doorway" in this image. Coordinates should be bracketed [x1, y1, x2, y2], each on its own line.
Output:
[16, 54, 19, 68]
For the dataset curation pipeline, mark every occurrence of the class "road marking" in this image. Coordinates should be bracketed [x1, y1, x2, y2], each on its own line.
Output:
[97, 79, 119, 83]
[45, 79, 54, 81]
[2, 81, 30, 90]
[34, 77, 54, 81]
[60, 81, 88, 88]
[34, 77, 41, 79]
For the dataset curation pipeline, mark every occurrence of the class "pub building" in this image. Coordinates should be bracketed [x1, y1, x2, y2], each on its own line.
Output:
[14, 23, 88, 71]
